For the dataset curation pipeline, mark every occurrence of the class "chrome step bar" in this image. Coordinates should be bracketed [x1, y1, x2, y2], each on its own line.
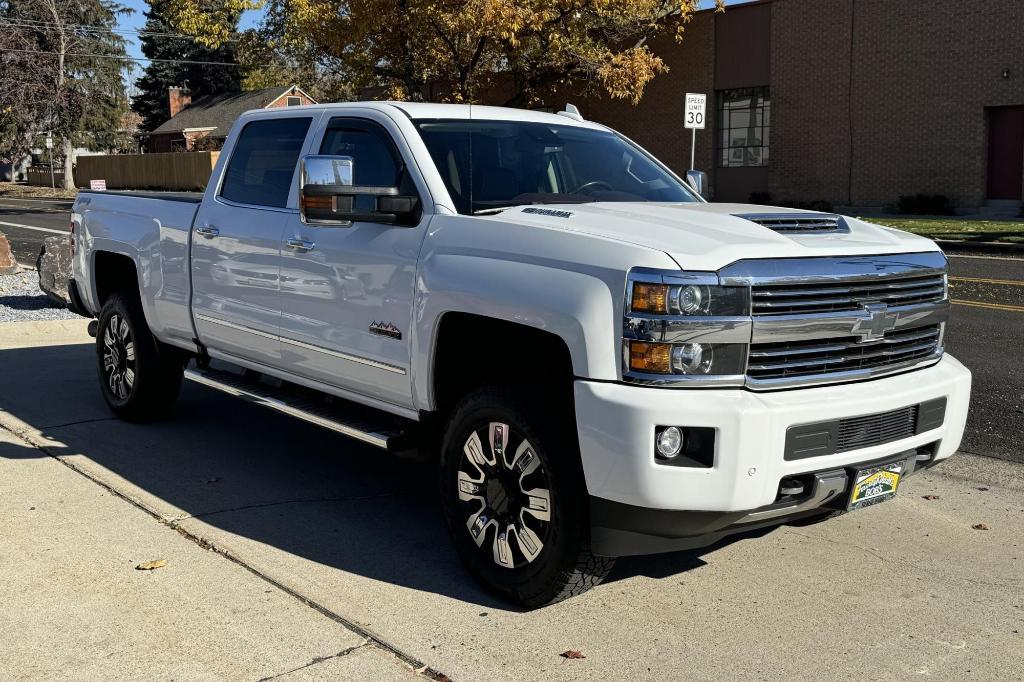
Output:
[184, 366, 410, 451]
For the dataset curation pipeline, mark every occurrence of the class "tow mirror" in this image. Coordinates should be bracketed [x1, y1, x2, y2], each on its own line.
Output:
[685, 170, 708, 200]
[299, 155, 419, 226]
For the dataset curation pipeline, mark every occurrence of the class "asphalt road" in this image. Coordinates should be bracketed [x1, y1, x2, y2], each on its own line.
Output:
[0, 197, 73, 266]
[944, 255, 1024, 463]
[1, 321, 1022, 680]
[1, 201, 1021, 464]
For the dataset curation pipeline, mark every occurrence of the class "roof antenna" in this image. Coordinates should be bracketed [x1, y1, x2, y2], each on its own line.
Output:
[557, 103, 584, 122]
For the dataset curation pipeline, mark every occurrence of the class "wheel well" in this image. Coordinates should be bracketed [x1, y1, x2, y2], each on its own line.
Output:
[93, 252, 140, 306]
[431, 313, 576, 418]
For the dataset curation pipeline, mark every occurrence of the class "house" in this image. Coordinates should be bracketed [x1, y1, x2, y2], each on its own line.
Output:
[146, 85, 318, 153]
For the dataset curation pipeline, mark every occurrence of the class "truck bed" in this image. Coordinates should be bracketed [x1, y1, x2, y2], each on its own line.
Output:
[77, 190, 203, 203]
[72, 188, 202, 348]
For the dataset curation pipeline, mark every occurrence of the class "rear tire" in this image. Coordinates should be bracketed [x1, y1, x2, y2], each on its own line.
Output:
[439, 387, 614, 607]
[96, 293, 183, 421]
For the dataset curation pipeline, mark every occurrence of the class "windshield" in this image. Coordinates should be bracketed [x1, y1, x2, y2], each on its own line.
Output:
[412, 119, 699, 215]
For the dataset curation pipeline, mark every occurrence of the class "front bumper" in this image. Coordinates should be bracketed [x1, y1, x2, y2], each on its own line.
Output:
[575, 355, 971, 552]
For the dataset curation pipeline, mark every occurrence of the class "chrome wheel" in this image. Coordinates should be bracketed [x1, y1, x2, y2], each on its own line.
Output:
[458, 422, 552, 569]
[102, 313, 136, 401]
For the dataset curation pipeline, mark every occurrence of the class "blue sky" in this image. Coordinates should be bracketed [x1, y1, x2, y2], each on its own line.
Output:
[117, 0, 753, 84]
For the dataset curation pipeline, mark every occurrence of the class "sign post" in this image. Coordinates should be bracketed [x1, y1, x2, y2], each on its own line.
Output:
[684, 93, 707, 170]
[45, 135, 54, 189]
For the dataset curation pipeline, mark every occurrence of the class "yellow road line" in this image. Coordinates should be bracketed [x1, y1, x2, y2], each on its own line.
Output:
[950, 276, 1024, 287]
[952, 299, 1024, 313]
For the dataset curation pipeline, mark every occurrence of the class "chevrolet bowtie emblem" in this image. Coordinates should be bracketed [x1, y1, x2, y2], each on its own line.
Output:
[852, 303, 899, 341]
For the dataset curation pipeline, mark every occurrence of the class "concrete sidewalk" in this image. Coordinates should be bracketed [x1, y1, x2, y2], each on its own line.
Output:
[0, 425, 419, 680]
[1, 320, 1022, 680]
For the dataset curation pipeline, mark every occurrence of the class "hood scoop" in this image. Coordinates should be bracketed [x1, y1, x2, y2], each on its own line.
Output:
[734, 212, 850, 234]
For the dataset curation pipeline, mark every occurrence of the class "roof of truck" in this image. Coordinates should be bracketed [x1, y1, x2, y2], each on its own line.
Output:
[242, 101, 603, 129]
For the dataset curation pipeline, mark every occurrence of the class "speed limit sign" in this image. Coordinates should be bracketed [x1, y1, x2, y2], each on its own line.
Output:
[684, 93, 706, 130]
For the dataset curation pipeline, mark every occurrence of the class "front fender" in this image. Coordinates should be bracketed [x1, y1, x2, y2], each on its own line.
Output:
[411, 216, 679, 411]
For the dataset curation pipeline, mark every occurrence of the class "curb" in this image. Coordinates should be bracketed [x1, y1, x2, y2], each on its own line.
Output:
[936, 239, 1024, 256]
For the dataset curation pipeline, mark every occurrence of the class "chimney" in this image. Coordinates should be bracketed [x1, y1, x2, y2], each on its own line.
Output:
[168, 86, 192, 118]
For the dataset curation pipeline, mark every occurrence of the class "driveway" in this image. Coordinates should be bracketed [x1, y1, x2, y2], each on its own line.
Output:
[0, 320, 1021, 680]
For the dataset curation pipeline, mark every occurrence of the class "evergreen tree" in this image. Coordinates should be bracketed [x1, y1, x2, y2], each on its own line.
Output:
[131, 0, 240, 132]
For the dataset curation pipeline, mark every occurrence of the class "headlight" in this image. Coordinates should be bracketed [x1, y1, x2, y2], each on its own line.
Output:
[628, 341, 747, 376]
[631, 282, 748, 316]
[624, 269, 751, 384]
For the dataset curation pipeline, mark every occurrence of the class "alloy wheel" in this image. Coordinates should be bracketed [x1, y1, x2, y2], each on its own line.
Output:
[102, 313, 136, 401]
[457, 422, 552, 569]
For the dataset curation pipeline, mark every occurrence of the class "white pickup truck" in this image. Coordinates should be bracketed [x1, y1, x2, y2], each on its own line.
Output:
[69, 102, 971, 606]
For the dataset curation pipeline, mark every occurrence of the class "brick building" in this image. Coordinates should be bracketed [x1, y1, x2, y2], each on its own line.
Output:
[147, 85, 317, 152]
[570, 0, 1024, 213]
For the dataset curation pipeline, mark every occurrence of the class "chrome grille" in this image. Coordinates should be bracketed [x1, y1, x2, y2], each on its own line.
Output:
[736, 213, 847, 234]
[748, 325, 941, 381]
[836, 405, 918, 453]
[751, 272, 946, 315]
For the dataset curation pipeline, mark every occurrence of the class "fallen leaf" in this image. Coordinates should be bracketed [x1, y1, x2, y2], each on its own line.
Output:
[922, 495, 940, 500]
[976, 487, 990, 492]
[972, 523, 990, 531]
[136, 559, 168, 570]
[561, 650, 586, 660]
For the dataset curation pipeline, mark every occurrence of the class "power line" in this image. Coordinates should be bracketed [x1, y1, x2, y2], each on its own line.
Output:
[0, 17, 241, 42]
[2, 47, 250, 67]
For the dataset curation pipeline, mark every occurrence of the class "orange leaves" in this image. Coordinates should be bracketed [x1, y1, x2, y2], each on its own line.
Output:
[170, 0, 716, 105]
[596, 46, 668, 105]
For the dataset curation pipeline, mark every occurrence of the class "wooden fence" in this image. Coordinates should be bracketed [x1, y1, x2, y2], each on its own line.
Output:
[26, 166, 66, 187]
[73, 152, 220, 191]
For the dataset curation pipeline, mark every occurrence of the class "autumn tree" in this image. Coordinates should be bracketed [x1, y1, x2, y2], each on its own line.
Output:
[234, 0, 354, 102]
[167, 0, 724, 105]
[132, 0, 242, 132]
[0, 0, 131, 188]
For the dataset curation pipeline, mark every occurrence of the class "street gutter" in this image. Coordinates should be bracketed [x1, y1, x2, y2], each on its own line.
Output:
[936, 239, 1024, 256]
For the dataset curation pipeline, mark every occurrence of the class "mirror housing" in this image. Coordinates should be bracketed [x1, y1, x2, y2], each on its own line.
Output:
[685, 170, 709, 200]
[299, 155, 419, 226]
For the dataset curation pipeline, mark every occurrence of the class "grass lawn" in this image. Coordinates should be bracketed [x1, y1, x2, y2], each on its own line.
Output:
[0, 182, 77, 200]
[861, 217, 1024, 244]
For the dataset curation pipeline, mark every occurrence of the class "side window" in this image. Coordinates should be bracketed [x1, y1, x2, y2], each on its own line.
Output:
[220, 118, 312, 208]
[319, 119, 407, 189]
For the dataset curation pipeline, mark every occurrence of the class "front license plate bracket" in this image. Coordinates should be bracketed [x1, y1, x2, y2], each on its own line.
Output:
[847, 459, 908, 511]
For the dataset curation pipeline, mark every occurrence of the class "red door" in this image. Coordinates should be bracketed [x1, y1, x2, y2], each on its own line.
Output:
[987, 106, 1024, 200]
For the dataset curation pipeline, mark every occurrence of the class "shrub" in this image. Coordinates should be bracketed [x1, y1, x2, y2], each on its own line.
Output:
[749, 192, 834, 213]
[897, 194, 954, 216]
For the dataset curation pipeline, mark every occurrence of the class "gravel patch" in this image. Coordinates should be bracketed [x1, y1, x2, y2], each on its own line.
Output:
[0, 271, 80, 322]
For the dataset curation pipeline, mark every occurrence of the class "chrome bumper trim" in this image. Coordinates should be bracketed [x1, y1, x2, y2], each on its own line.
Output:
[736, 469, 848, 525]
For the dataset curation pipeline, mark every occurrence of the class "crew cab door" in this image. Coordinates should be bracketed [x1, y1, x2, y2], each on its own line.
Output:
[190, 116, 313, 366]
[277, 113, 429, 411]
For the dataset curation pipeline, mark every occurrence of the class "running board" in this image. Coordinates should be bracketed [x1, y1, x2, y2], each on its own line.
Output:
[184, 366, 413, 451]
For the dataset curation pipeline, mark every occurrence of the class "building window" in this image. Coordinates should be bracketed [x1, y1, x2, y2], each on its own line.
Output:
[717, 87, 770, 167]
[287, 96, 302, 106]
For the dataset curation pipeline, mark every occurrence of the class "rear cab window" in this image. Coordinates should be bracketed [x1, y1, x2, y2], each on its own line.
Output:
[220, 117, 313, 208]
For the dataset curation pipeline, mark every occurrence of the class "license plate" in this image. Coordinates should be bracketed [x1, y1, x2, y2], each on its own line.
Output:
[847, 460, 907, 511]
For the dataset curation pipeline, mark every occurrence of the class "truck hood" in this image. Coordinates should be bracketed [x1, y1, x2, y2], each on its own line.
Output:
[483, 202, 939, 271]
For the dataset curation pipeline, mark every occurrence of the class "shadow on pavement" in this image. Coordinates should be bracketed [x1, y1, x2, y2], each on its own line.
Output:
[0, 342, 782, 607]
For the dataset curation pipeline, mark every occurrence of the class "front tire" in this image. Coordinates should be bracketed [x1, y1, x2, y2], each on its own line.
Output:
[439, 387, 614, 607]
[96, 293, 183, 421]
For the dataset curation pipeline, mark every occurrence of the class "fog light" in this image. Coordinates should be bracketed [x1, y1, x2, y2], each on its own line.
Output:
[656, 426, 685, 459]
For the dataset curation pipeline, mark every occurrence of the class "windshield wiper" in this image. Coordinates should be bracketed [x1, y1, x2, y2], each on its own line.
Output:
[473, 207, 515, 215]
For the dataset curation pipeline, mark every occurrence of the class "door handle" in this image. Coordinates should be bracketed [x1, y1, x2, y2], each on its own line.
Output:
[196, 225, 220, 239]
[286, 238, 316, 252]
